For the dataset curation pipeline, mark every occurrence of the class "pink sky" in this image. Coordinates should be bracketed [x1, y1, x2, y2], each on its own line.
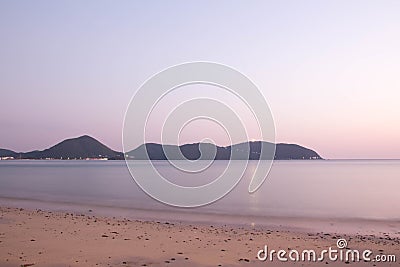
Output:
[0, 1, 399, 159]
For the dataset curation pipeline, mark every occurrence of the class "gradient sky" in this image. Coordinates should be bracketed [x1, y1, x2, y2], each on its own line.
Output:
[1, 1, 399, 159]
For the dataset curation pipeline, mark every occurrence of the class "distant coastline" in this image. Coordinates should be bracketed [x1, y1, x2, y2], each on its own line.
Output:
[0, 135, 323, 161]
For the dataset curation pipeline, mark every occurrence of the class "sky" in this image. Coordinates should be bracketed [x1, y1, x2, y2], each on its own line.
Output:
[0, 1, 399, 159]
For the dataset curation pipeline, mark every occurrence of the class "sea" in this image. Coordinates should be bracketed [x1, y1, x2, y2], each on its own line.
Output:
[0, 160, 399, 236]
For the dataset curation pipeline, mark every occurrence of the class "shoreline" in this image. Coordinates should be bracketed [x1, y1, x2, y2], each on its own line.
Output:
[1, 205, 399, 266]
[1, 196, 400, 238]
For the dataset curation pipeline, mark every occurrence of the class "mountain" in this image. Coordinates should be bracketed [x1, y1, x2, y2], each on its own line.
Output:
[128, 143, 232, 160]
[0, 135, 123, 160]
[0, 149, 18, 158]
[275, 143, 321, 160]
[0, 136, 322, 160]
[126, 141, 322, 160]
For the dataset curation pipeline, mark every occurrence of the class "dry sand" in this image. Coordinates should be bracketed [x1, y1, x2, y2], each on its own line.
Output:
[0, 206, 399, 267]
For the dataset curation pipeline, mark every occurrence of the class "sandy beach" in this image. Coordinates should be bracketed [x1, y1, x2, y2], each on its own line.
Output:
[0, 206, 399, 267]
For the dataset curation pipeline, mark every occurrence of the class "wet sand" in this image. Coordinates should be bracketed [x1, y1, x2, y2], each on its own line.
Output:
[0, 206, 399, 266]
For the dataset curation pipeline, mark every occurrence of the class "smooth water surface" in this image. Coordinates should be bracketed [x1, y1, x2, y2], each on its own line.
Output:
[1, 160, 399, 223]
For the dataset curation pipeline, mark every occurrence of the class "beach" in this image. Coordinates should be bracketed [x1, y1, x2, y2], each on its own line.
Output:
[1, 206, 399, 267]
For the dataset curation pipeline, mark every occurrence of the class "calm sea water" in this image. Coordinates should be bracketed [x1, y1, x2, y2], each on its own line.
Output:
[0, 160, 399, 233]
